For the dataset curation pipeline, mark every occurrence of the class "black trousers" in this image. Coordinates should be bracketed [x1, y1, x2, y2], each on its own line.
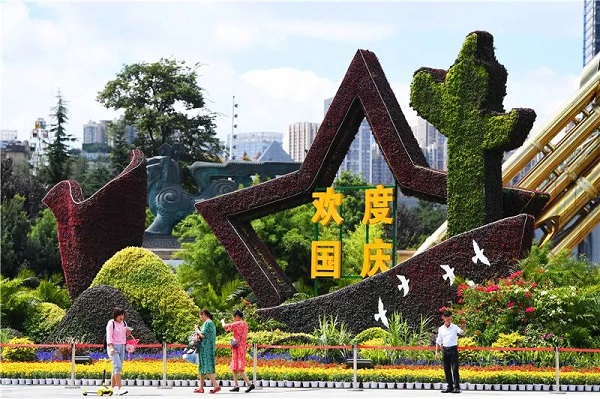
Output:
[442, 346, 460, 390]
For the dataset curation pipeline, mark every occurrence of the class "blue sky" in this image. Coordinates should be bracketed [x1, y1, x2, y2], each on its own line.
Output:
[1, 1, 583, 146]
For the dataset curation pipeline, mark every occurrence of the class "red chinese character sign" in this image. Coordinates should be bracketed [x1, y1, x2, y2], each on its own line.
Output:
[196, 33, 548, 332]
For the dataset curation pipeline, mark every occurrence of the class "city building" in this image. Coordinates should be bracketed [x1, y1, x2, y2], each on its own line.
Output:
[228, 132, 290, 161]
[414, 117, 447, 171]
[584, 0, 600, 66]
[285, 122, 320, 163]
[1, 130, 31, 164]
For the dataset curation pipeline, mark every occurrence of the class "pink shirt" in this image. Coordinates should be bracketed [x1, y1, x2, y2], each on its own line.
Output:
[106, 320, 127, 345]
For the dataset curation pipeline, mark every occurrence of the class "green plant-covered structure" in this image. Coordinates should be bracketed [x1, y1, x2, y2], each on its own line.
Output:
[91, 247, 199, 343]
[410, 31, 536, 237]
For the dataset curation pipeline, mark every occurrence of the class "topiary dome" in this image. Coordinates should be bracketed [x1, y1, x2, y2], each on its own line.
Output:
[91, 247, 199, 343]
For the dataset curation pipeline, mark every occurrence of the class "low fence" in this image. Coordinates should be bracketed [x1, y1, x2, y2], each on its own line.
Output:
[1, 342, 600, 391]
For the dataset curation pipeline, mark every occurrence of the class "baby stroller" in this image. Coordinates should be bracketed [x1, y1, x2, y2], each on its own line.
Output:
[182, 331, 202, 364]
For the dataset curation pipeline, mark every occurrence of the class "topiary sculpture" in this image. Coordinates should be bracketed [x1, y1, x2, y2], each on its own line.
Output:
[410, 31, 536, 237]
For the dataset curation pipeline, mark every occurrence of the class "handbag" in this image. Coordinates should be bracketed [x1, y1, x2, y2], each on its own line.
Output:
[125, 338, 139, 353]
[230, 338, 239, 348]
[182, 349, 199, 365]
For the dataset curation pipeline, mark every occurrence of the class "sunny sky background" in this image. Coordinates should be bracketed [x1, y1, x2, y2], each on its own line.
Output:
[1, 1, 583, 148]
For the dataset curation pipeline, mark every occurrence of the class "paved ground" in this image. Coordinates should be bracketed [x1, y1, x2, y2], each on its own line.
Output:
[1, 385, 598, 399]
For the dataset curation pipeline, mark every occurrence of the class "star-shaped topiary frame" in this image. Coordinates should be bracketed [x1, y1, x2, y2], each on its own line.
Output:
[196, 49, 546, 308]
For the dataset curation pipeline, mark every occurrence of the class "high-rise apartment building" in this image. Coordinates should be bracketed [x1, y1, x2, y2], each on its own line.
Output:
[414, 117, 447, 171]
[286, 122, 320, 163]
[584, 0, 600, 66]
[83, 120, 109, 144]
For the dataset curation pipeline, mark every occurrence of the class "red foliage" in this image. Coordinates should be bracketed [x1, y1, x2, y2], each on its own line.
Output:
[42, 150, 147, 299]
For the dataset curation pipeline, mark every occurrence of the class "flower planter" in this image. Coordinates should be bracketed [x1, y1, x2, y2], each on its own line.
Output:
[459, 383, 467, 390]
[592, 385, 599, 392]
[414, 382, 423, 389]
[310, 381, 318, 388]
[318, 381, 326, 388]
[533, 384, 541, 391]
[285, 381, 294, 388]
[559, 385, 567, 391]
[518, 384, 526, 391]
[301, 381, 310, 388]
[584, 385, 592, 392]
[25, 379, 33, 385]
[475, 383, 484, 390]
[434, 383, 443, 390]
[501, 384, 510, 391]
[484, 384, 492, 391]
[173, 380, 182, 387]
[293, 381, 302, 388]
[334, 382, 343, 388]
[377, 382, 386, 389]
[366, 382, 377, 389]
[325, 381, 334, 388]
[423, 383, 432, 390]
[277, 381, 286, 388]
[542, 384, 550, 391]
[142, 380, 151, 386]
[387, 382, 396, 389]
[567, 385, 576, 392]
[269, 380, 277, 387]
[576, 385, 585, 392]
[493, 384, 501, 390]
[405, 382, 415, 389]
[343, 382, 352, 389]
[525, 384, 533, 391]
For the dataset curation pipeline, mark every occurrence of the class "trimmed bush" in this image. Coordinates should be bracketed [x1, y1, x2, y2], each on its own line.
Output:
[46, 285, 157, 345]
[2, 337, 36, 361]
[91, 247, 198, 343]
[23, 302, 65, 343]
[352, 327, 388, 344]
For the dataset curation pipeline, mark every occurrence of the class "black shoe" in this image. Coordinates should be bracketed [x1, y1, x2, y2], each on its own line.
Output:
[452, 389, 461, 394]
[230, 386, 240, 392]
[245, 384, 255, 393]
[442, 389, 454, 393]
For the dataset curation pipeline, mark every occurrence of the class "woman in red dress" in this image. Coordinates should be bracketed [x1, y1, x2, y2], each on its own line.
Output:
[221, 310, 255, 393]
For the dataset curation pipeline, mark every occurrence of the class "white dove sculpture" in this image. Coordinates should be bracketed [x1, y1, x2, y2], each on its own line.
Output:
[440, 264, 455, 286]
[397, 275, 410, 297]
[374, 297, 389, 327]
[471, 239, 490, 266]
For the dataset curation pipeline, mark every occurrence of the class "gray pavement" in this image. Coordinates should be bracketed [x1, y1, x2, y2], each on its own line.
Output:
[1, 385, 599, 399]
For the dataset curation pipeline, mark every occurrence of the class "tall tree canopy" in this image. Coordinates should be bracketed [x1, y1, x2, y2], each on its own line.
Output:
[42, 91, 77, 186]
[97, 58, 224, 163]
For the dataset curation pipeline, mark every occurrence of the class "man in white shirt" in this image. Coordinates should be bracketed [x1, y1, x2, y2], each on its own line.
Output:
[436, 310, 465, 393]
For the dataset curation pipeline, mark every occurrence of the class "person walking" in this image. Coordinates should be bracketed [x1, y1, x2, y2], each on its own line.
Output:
[106, 307, 133, 396]
[194, 309, 220, 394]
[435, 310, 465, 393]
[221, 310, 255, 393]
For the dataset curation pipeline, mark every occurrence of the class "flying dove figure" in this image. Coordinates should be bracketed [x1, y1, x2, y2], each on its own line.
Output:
[374, 297, 389, 328]
[471, 239, 490, 265]
[397, 275, 410, 297]
[440, 264, 455, 286]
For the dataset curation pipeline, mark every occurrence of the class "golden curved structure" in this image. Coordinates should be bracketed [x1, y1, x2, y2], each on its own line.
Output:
[417, 54, 600, 256]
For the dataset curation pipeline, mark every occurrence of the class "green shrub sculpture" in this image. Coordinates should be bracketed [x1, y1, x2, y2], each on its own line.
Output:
[91, 247, 199, 343]
[410, 31, 536, 237]
[23, 302, 65, 343]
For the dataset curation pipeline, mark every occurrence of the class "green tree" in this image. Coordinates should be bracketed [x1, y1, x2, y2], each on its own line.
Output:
[82, 164, 113, 195]
[97, 58, 223, 163]
[1, 158, 46, 219]
[333, 171, 367, 233]
[42, 91, 77, 186]
[26, 208, 61, 278]
[107, 117, 132, 174]
[1, 195, 32, 278]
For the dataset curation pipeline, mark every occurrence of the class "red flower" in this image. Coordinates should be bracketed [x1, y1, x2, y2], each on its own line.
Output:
[506, 301, 516, 308]
[525, 307, 535, 313]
